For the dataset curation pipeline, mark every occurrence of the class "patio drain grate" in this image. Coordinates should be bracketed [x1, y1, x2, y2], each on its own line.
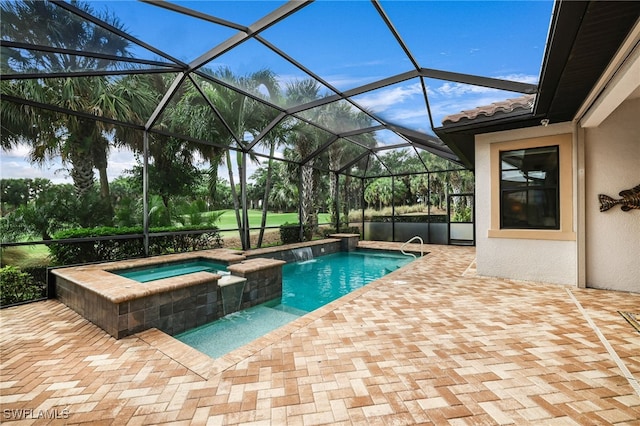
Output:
[619, 312, 640, 334]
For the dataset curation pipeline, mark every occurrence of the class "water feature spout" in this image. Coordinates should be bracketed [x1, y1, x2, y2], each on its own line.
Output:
[291, 247, 314, 262]
[219, 276, 247, 316]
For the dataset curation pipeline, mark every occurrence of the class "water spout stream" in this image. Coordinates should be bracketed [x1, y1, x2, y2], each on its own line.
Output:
[291, 247, 314, 262]
[220, 277, 246, 316]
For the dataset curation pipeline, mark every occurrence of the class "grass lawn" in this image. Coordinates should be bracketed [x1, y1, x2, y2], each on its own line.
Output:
[212, 210, 331, 230]
[1, 245, 51, 268]
[2, 211, 332, 267]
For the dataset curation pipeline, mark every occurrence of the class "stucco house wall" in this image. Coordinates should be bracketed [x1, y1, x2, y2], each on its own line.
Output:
[583, 97, 640, 292]
[473, 21, 639, 293]
[475, 123, 578, 285]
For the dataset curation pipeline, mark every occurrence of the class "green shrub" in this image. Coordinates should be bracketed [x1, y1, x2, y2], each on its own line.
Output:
[48, 226, 223, 265]
[451, 207, 473, 222]
[279, 223, 313, 244]
[21, 266, 48, 286]
[0, 265, 44, 306]
[147, 228, 223, 255]
[280, 224, 301, 244]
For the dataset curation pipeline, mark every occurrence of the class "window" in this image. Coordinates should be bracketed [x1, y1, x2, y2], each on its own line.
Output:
[500, 146, 559, 229]
[488, 132, 574, 241]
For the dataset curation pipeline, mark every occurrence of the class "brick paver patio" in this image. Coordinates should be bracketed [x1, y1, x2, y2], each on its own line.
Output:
[1, 244, 639, 424]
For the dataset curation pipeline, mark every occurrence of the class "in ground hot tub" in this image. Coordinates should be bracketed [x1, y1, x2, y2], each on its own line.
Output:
[111, 258, 229, 283]
[51, 236, 365, 340]
[51, 249, 284, 339]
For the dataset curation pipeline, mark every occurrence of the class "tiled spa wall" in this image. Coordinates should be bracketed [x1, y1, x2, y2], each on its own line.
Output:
[56, 276, 221, 339]
[55, 259, 286, 339]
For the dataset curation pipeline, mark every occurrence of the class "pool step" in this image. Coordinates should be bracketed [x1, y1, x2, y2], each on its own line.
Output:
[267, 304, 308, 316]
[385, 263, 404, 273]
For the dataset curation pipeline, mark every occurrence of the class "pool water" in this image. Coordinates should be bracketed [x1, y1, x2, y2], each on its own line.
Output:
[281, 250, 412, 312]
[176, 250, 412, 358]
[113, 258, 228, 283]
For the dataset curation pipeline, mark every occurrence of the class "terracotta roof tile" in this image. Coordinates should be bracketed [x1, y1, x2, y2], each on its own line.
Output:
[442, 94, 535, 125]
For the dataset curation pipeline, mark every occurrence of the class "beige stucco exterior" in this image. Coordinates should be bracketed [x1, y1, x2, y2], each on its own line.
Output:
[474, 25, 639, 293]
[582, 97, 640, 292]
[475, 123, 578, 285]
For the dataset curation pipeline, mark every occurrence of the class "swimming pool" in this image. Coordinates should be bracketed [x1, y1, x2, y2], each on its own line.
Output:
[281, 250, 412, 312]
[176, 250, 413, 358]
[112, 258, 228, 283]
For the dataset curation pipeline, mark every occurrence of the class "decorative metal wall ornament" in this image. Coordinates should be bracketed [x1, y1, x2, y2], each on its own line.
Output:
[598, 184, 640, 212]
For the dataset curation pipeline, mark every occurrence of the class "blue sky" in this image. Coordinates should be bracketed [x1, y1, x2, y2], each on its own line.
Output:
[2, 0, 554, 183]
[104, 1, 552, 89]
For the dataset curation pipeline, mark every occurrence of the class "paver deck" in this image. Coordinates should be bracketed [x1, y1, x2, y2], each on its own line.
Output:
[1, 243, 639, 425]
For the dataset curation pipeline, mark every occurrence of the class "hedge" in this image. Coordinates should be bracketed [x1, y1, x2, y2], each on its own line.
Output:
[48, 226, 223, 265]
[279, 224, 313, 244]
[0, 265, 45, 307]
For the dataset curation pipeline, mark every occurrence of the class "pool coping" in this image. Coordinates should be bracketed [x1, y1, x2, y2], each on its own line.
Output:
[51, 249, 247, 304]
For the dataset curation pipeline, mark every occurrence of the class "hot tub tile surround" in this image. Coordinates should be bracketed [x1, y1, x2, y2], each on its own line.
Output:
[228, 258, 285, 310]
[52, 248, 286, 339]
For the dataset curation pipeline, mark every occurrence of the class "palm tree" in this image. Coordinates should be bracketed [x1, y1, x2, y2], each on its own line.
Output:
[1, 1, 142, 218]
[268, 163, 298, 212]
[111, 73, 200, 222]
[162, 76, 226, 204]
[255, 121, 290, 247]
[410, 173, 430, 209]
[337, 142, 373, 226]
[283, 79, 326, 233]
[230, 70, 282, 248]
[364, 178, 394, 210]
[419, 151, 451, 212]
[200, 68, 282, 247]
[322, 104, 375, 226]
[447, 168, 474, 218]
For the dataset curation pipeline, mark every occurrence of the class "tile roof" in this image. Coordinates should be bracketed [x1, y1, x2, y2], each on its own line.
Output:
[442, 94, 535, 125]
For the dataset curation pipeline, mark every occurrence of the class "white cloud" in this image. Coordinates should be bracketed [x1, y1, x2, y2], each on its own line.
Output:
[1, 144, 138, 185]
[386, 106, 428, 123]
[494, 73, 539, 84]
[424, 74, 539, 126]
[276, 72, 386, 96]
[340, 59, 388, 69]
[325, 75, 374, 91]
[428, 73, 538, 99]
[431, 81, 494, 98]
[355, 82, 423, 114]
[1, 153, 70, 184]
[105, 147, 138, 181]
[375, 130, 406, 147]
[1, 141, 275, 188]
